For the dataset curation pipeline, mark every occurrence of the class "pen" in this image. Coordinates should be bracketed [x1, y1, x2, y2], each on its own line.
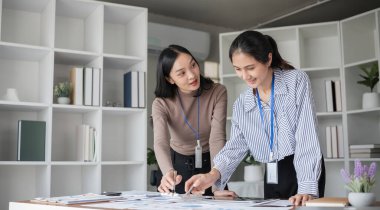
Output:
[185, 185, 194, 195]
[172, 170, 177, 194]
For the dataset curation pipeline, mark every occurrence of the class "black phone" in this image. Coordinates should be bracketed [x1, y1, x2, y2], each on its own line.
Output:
[101, 192, 122, 196]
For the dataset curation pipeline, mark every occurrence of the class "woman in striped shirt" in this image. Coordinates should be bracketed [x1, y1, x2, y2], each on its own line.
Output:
[185, 30, 325, 206]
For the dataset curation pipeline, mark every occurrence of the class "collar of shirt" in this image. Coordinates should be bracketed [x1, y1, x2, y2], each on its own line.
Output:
[244, 69, 288, 112]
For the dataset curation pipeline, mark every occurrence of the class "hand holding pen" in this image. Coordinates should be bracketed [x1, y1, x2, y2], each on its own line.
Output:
[184, 168, 221, 195]
[157, 169, 182, 193]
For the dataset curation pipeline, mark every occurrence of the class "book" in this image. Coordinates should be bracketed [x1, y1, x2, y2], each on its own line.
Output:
[337, 125, 344, 158]
[305, 197, 348, 207]
[17, 120, 46, 161]
[124, 71, 138, 108]
[331, 126, 338, 158]
[84, 67, 93, 106]
[138, 71, 146, 108]
[334, 80, 342, 111]
[350, 144, 380, 149]
[70, 67, 83, 105]
[350, 153, 380, 158]
[326, 126, 332, 158]
[92, 67, 101, 106]
[350, 148, 380, 153]
[325, 80, 334, 112]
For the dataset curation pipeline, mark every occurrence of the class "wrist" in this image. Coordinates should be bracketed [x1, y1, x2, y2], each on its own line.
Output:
[209, 167, 220, 180]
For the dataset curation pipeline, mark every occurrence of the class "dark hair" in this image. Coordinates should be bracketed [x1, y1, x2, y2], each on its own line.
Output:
[154, 44, 213, 98]
[229, 30, 294, 70]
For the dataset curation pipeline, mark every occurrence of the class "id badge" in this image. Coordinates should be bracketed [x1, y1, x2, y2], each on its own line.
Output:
[266, 161, 278, 184]
[195, 140, 202, 168]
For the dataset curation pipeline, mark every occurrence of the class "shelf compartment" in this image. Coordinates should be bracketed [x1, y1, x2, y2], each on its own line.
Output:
[51, 165, 100, 196]
[101, 164, 146, 192]
[304, 68, 341, 113]
[0, 165, 49, 210]
[298, 22, 341, 69]
[219, 33, 238, 75]
[317, 115, 343, 160]
[344, 60, 378, 111]
[324, 162, 346, 197]
[0, 44, 53, 104]
[259, 27, 299, 68]
[0, 108, 50, 161]
[347, 111, 380, 146]
[341, 11, 377, 65]
[222, 76, 247, 117]
[103, 4, 147, 57]
[53, 51, 102, 105]
[102, 111, 146, 162]
[51, 110, 101, 161]
[55, 0, 103, 53]
[1, 0, 54, 47]
[102, 61, 144, 107]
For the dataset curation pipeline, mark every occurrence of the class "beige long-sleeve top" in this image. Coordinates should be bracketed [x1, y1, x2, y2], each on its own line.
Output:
[152, 83, 227, 175]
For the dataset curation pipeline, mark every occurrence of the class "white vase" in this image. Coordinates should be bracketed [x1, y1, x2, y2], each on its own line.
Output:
[348, 192, 376, 207]
[3, 88, 20, 102]
[244, 165, 263, 182]
[362, 92, 379, 109]
[57, 97, 70, 104]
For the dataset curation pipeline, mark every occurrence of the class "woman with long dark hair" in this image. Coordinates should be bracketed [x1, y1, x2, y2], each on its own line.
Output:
[185, 31, 325, 206]
[152, 45, 232, 196]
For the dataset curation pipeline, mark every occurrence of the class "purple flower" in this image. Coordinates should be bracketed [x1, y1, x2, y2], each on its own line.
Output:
[354, 159, 363, 178]
[341, 168, 351, 183]
[368, 162, 377, 178]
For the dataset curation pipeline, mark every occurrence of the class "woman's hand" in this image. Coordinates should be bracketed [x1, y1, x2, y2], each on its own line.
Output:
[184, 168, 220, 195]
[157, 170, 182, 193]
[213, 190, 238, 197]
[289, 194, 313, 206]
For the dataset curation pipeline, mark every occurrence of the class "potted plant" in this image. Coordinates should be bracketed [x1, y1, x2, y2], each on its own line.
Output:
[341, 160, 377, 207]
[54, 82, 72, 104]
[147, 148, 161, 186]
[357, 63, 379, 109]
[243, 154, 263, 182]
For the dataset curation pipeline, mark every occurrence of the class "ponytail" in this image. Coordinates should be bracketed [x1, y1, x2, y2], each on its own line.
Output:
[264, 35, 294, 70]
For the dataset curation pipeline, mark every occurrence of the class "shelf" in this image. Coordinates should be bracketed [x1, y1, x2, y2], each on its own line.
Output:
[101, 161, 144, 165]
[341, 11, 377, 65]
[1, 0, 54, 47]
[51, 161, 98, 166]
[55, 0, 103, 53]
[298, 22, 340, 69]
[0, 161, 48, 165]
[103, 54, 143, 70]
[0, 101, 48, 111]
[53, 104, 99, 113]
[347, 107, 380, 115]
[103, 4, 147, 57]
[54, 50, 100, 66]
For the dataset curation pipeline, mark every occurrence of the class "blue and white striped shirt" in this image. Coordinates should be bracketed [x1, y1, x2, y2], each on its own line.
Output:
[214, 69, 322, 197]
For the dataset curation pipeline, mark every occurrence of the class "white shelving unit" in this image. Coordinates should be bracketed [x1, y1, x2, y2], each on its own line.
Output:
[0, 0, 147, 209]
[219, 8, 380, 197]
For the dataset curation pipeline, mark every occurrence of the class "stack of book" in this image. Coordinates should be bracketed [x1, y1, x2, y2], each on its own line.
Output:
[350, 144, 380, 158]
[124, 71, 145, 108]
[325, 125, 344, 158]
[77, 124, 97, 162]
[70, 66, 101, 106]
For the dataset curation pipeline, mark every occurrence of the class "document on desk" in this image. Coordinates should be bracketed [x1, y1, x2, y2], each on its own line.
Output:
[32, 193, 121, 204]
[83, 191, 293, 210]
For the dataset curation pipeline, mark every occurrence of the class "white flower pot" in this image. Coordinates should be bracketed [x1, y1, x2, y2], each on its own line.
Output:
[348, 192, 376, 207]
[362, 92, 379, 109]
[3, 88, 20, 102]
[244, 165, 263, 182]
[57, 97, 70, 104]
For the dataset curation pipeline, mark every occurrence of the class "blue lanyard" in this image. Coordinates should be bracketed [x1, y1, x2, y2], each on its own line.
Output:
[257, 74, 275, 155]
[177, 90, 200, 140]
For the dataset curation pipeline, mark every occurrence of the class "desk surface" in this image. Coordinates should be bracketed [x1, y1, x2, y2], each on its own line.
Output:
[9, 200, 380, 210]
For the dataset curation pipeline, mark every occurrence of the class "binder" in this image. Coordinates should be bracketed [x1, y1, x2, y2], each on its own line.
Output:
[138, 71, 146, 108]
[124, 71, 138, 108]
[17, 120, 46, 161]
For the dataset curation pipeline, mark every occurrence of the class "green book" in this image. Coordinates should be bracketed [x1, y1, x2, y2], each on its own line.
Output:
[17, 120, 46, 161]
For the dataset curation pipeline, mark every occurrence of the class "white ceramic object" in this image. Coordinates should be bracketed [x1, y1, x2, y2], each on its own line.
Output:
[3, 88, 20, 102]
[244, 165, 263, 182]
[348, 192, 376, 207]
[362, 92, 379, 109]
[57, 97, 70, 104]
